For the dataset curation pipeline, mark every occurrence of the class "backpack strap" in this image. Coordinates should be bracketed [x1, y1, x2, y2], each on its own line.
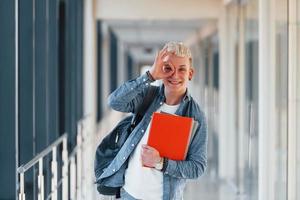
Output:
[130, 86, 157, 131]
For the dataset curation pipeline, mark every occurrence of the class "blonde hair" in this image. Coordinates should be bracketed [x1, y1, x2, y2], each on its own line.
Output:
[163, 41, 193, 66]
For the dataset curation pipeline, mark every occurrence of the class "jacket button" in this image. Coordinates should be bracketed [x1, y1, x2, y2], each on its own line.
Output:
[112, 169, 115, 172]
[131, 143, 134, 147]
[123, 157, 126, 160]
[142, 129, 144, 132]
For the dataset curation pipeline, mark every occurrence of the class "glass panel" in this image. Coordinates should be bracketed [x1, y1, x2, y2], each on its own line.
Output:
[244, 1, 259, 199]
[199, 37, 219, 177]
[297, 0, 300, 198]
[274, 0, 288, 199]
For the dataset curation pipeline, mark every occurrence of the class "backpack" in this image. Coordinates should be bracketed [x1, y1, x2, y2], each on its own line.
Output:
[94, 86, 157, 197]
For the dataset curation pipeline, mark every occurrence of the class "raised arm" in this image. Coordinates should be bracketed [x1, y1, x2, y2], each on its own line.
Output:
[107, 73, 154, 113]
[108, 47, 174, 113]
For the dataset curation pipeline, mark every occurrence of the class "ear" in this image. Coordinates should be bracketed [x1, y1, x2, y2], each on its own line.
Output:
[188, 67, 194, 81]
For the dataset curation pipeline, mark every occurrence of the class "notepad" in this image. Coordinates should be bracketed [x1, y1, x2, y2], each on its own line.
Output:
[147, 112, 198, 161]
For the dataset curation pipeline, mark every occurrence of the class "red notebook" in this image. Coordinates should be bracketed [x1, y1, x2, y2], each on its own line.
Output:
[147, 112, 197, 161]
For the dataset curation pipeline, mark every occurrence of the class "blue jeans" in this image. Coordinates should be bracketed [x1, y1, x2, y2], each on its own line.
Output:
[120, 188, 139, 200]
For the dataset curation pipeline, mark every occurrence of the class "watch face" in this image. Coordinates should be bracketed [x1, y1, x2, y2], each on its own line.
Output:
[155, 163, 162, 170]
[155, 159, 163, 170]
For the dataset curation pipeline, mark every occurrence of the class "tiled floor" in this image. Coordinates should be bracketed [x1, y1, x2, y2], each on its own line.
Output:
[96, 176, 248, 200]
[184, 175, 247, 200]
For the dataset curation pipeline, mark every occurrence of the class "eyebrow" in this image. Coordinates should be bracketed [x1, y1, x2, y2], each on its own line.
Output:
[179, 65, 187, 68]
[164, 61, 187, 68]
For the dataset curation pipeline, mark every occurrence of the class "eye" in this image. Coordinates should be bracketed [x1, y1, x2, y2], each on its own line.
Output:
[163, 64, 173, 73]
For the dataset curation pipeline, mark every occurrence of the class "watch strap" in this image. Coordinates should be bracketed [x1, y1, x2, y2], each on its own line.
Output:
[161, 157, 168, 172]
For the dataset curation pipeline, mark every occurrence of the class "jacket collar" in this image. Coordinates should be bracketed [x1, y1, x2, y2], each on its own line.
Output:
[158, 84, 191, 103]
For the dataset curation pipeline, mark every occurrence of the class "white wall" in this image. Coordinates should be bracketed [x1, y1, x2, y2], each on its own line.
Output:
[218, 5, 238, 183]
[83, 0, 97, 199]
[96, 0, 222, 20]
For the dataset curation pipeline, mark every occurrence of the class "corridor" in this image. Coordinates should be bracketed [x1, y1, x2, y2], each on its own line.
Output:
[0, 0, 300, 200]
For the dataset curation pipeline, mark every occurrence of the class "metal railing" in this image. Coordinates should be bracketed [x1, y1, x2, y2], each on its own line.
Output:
[17, 115, 91, 200]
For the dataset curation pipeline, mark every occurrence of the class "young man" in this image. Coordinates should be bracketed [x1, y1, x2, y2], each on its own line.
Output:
[106, 42, 207, 200]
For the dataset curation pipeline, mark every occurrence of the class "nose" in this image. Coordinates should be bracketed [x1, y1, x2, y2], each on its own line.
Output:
[170, 68, 179, 79]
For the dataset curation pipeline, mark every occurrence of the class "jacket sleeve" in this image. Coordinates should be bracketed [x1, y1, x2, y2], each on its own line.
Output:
[107, 73, 155, 113]
[164, 114, 208, 179]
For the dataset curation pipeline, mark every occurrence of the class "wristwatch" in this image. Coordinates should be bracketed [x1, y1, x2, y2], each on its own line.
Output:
[146, 70, 156, 82]
[154, 157, 164, 170]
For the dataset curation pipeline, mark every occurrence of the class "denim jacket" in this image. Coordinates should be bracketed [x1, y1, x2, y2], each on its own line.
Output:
[100, 73, 207, 200]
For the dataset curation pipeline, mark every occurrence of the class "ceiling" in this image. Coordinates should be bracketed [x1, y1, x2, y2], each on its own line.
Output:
[97, 0, 221, 65]
[103, 19, 213, 64]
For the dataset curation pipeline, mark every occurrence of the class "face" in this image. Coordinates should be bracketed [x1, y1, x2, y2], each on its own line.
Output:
[162, 54, 194, 94]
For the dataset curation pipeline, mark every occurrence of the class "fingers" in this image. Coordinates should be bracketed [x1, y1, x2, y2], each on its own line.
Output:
[158, 46, 175, 61]
[141, 145, 158, 158]
[141, 145, 160, 160]
[162, 62, 175, 75]
[142, 144, 151, 149]
[159, 46, 168, 55]
[160, 48, 169, 58]
[140, 146, 151, 167]
[141, 145, 160, 168]
[141, 145, 152, 155]
[142, 144, 156, 151]
[151, 47, 175, 80]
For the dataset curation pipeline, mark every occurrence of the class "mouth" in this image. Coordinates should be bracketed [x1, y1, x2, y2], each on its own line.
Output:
[168, 80, 182, 86]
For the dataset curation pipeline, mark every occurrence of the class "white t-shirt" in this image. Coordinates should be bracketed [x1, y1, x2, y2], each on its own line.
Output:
[123, 103, 180, 200]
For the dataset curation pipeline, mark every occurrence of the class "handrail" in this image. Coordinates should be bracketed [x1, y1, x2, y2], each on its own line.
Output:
[17, 115, 91, 200]
[77, 113, 91, 124]
[69, 145, 79, 159]
[17, 133, 67, 174]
